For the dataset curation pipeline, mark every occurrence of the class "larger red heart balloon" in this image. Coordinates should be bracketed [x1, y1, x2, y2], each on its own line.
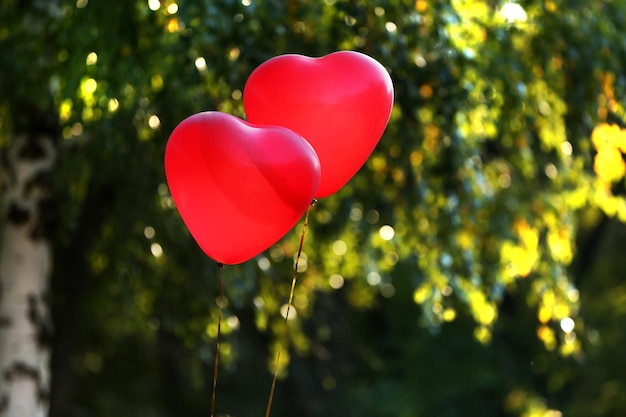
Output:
[164, 112, 320, 265]
[243, 51, 394, 198]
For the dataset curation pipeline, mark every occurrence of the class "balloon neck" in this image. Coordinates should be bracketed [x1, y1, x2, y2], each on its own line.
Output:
[217, 262, 225, 268]
[311, 199, 318, 207]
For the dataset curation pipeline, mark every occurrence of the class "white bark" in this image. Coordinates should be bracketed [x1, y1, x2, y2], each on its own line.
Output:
[0, 134, 55, 417]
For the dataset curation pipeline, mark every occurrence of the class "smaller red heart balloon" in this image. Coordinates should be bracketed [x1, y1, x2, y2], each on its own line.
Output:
[244, 51, 394, 198]
[164, 112, 320, 265]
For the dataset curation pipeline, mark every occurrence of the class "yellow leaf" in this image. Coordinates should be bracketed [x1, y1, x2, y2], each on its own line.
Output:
[594, 147, 626, 182]
[413, 284, 431, 304]
[537, 325, 556, 350]
[538, 306, 551, 323]
[59, 99, 73, 122]
[592, 123, 623, 150]
[474, 326, 492, 344]
[415, 0, 428, 13]
[443, 308, 457, 322]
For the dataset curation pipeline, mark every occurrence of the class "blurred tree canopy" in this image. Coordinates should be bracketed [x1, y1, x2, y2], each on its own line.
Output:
[2, 0, 626, 416]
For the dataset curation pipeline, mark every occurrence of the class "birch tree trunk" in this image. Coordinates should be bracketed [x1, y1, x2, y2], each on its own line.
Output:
[0, 133, 56, 417]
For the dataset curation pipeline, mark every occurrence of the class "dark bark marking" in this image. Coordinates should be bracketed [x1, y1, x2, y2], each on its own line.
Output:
[0, 315, 13, 327]
[31, 195, 57, 240]
[27, 293, 52, 347]
[27, 293, 39, 325]
[38, 386, 50, 404]
[1, 131, 57, 238]
[0, 389, 50, 413]
[6, 202, 31, 225]
[3, 360, 49, 407]
[18, 137, 48, 161]
[4, 361, 41, 383]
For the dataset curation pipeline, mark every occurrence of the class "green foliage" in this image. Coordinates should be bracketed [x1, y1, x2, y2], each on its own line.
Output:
[3, 0, 626, 416]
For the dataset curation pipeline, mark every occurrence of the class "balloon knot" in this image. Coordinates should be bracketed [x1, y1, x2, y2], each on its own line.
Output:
[311, 199, 318, 207]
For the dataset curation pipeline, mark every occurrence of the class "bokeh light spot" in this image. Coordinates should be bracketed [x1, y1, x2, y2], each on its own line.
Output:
[366, 210, 379, 224]
[82, 78, 97, 94]
[194, 57, 207, 71]
[108, 98, 119, 113]
[143, 226, 155, 239]
[367, 271, 381, 286]
[561, 141, 573, 156]
[329, 274, 344, 289]
[148, 0, 160, 11]
[560, 317, 575, 333]
[385, 21, 397, 32]
[228, 47, 240, 61]
[166, 3, 178, 14]
[148, 115, 161, 129]
[380, 283, 395, 298]
[545, 163, 558, 179]
[280, 304, 297, 320]
[257, 257, 270, 271]
[349, 206, 363, 221]
[150, 243, 163, 258]
[332, 240, 347, 256]
[86, 52, 98, 65]
[379, 225, 395, 240]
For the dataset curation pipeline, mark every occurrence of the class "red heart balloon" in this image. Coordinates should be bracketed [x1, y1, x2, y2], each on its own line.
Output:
[243, 51, 394, 198]
[164, 112, 320, 265]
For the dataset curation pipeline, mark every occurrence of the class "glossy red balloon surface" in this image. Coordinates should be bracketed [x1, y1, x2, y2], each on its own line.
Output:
[164, 112, 320, 265]
[243, 51, 394, 198]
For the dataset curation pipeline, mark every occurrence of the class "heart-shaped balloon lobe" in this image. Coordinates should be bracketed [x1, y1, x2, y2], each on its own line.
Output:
[243, 51, 394, 198]
[164, 112, 320, 265]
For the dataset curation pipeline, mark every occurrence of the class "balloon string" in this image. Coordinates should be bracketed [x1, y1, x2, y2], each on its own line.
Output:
[211, 263, 225, 417]
[265, 200, 316, 417]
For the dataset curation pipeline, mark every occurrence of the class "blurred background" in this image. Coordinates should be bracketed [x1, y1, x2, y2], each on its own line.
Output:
[1, 0, 626, 416]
